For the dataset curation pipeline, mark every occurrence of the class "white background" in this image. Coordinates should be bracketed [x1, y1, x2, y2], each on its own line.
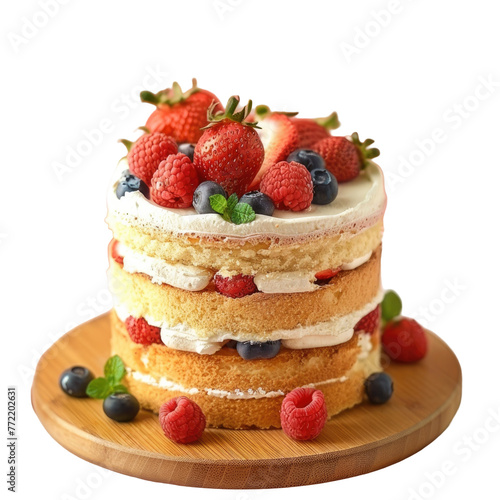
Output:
[2, 0, 500, 498]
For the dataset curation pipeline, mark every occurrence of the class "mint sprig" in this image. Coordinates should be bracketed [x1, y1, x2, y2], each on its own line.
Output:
[209, 193, 256, 225]
[381, 290, 403, 323]
[86, 355, 128, 399]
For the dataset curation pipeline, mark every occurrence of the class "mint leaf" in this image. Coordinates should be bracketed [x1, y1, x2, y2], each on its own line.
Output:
[231, 203, 256, 225]
[226, 193, 238, 212]
[86, 377, 113, 399]
[112, 384, 129, 394]
[104, 355, 125, 386]
[209, 194, 227, 214]
[381, 290, 403, 322]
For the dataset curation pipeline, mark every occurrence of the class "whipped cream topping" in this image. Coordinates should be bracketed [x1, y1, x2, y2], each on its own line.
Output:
[125, 333, 374, 400]
[119, 243, 213, 291]
[107, 159, 386, 240]
[114, 289, 383, 354]
[341, 250, 373, 271]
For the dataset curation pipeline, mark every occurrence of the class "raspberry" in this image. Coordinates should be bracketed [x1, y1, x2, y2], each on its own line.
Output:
[314, 267, 341, 281]
[214, 274, 257, 298]
[382, 317, 428, 363]
[354, 306, 381, 335]
[159, 396, 206, 444]
[110, 239, 123, 265]
[127, 132, 177, 185]
[150, 153, 199, 208]
[125, 316, 162, 345]
[260, 161, 313, 211]
[280, 387, 327, 440]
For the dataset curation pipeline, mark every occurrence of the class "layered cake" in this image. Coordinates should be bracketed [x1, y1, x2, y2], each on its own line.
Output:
[106, 79, 387, 429]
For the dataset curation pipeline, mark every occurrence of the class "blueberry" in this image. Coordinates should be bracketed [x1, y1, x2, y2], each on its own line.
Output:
[225, 340, 238, 349]
[364, 372, 394, 404]
[310, 169, 338, 205]
[193, 181, 227, 214]
[178, 143, 196, 161]
[287, 149, 326, 172]
[59, 366, 94, 398]
[116, 171, 149, 199]
[239, 191, 275, 216]
[236, 340, 281, 360]
[103, 392, 140, 422]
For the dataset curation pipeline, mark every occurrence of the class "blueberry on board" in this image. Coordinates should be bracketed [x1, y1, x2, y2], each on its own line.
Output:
[178, 143, 196, 161]
[310, 169, 338, 205]
[239, 191, 275, 216]
[287, 149, 326, 172]
[59, 366, 94, 398]
[116, 172, 149, 199]
[364, 372, 394, 404]
[193, 181, 227, 214]
[236, 340, 281, 360]
[103, 392, 140, 422]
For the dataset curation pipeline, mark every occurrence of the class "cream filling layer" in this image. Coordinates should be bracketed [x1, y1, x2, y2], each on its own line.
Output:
[114, 288, 383, 354]
[124, 334, 375, 400]
[107, 160, 386, 240]
[116, 242, 373, 294]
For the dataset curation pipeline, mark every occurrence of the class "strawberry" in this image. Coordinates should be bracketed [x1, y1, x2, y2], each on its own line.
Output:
[382, 317, 428, 363]
[248, 105, 298, 190]
[291, 111, 340, 149]
[354, 306, 381, 335]
[193, 96, 265, 197]
[314, 267, 341, 281]
[140, 79, 223, 144]
[312, 133, 380, 182]
[214, 273, 257, 298]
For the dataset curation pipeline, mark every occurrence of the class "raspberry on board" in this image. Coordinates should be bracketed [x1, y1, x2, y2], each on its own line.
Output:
[159, 396, 206, 444]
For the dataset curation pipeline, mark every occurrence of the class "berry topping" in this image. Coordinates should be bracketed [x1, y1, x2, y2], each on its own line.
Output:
[310, 169, 338, 205]
[314, 267, 341, 281]
[239, 191, 275, 216]
[364, 372, 394, 404]
[120, 132, 178, 185]
[193, 96, 265, 197]
[159, 396, 206, 444]
[260, 161, 313, 211]
[110, 239, 123, 265]
[287, 149, 326, 172]
[248, 106, 299, 190]
[193, 181, 227, 214]
[116, 171, 149, 199]
[312, 133, 380, 183]
[178, 143, 196, 161]
[236, 340, 281, 360]
[291, 111, 340, 149]
[225, 340, 238, 349]
[354, 306, 381, 335]
[59, 366, 94, 398]
[141, 79, 223, 144]
[125, 316, 162, 345]
[381, 289, 403, 322]
[280, 387, 328, 440]
[382, 317, 428, 363]
[150, 153, 199, 208]
[103, 392, 140, 422]
[214, 273, 257, 298]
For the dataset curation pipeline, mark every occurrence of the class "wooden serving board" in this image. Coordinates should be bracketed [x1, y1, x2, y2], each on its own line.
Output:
[32, 312, 461, 489]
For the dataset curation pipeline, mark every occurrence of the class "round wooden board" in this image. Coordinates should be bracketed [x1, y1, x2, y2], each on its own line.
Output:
[32, 312, 461, 489]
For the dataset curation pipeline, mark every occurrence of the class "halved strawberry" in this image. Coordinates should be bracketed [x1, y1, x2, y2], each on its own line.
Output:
[291, 111, 340, 149]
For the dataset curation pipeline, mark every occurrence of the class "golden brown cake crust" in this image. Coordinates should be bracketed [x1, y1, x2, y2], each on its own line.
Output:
[109, 245, 382, 338]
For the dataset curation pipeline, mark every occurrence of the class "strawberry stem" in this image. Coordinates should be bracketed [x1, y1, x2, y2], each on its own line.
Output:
[350, 132, 380, 168]
[140, 78, 200, 107]
[316, 111, 340, 130]
[203, 95, 260, 129]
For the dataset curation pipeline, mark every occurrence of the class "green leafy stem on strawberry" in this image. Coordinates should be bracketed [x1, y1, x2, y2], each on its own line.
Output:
[140, 78, 202, 107]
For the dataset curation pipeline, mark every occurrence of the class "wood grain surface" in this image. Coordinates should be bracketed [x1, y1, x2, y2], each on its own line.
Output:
[31, 312, 462, 489]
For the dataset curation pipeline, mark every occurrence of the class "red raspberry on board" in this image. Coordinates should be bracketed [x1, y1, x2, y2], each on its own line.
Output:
[260, 161, 313, 211]
[125, 316, 162, 345]
[124, 132, 177, 185]
[354, 306, 381, 335]
[159, 396, 206, 444]
[280, 387, 328, 440]
[214, 274, 258, 298]
[382, 317, 428, 363]
[150, 153, 199, 208]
